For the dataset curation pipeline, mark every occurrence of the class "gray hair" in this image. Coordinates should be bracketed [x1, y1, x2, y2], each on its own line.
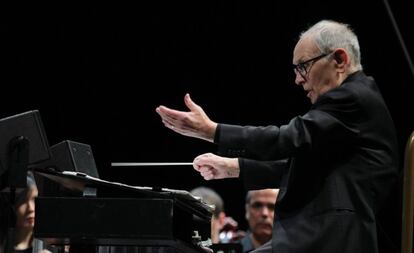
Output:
[245, 189, 278, 205]
[190, 186, 224, 218]
[300, 20, 363, 71]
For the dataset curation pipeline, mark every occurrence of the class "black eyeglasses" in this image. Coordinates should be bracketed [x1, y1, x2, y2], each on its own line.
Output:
[293, 52, 331, 79]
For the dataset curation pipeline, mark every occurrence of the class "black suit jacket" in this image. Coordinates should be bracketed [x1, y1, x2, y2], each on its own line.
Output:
[215, 71, 399, 253]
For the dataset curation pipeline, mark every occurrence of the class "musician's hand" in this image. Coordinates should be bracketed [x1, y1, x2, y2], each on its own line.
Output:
[193, 153, 240, 180]
[199, 245, 214, 253]
[156, 93, 217, 142]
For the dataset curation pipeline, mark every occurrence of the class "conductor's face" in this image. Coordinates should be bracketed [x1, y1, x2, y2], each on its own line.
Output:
[293, 37, 337, 104]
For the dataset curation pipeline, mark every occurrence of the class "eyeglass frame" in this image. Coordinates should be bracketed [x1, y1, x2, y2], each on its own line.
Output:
[293, 51, 333, 80]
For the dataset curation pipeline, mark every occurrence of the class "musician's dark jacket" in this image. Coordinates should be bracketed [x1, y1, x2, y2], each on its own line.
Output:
[215, 71, 399, 253]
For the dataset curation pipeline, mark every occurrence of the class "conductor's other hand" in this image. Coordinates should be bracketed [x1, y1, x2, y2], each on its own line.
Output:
[193, 153, 240, 180]
[156, 93, 218, 142]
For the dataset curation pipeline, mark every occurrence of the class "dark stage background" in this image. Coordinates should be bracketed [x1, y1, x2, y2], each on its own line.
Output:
[2, 0, 413, 243]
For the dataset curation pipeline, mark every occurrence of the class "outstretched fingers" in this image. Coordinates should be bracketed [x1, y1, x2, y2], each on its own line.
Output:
[157, 105, 192, 133]
[156, 106, 185, 122]
[184, 93, 201, 112]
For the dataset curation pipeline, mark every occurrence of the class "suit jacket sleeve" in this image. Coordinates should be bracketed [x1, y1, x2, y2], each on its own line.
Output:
[239, 158, 288, 190]
[214, 87, 361, 189]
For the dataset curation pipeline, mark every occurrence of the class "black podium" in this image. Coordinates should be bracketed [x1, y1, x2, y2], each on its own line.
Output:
[33, 169, 213, 253]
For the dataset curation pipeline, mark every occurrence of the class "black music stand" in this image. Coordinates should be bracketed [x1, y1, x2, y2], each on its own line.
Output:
[33, 169, 213, 253]
[0, 110, 51, 253]
[35, 140, 100, 199]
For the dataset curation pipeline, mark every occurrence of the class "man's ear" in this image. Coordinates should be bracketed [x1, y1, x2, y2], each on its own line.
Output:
[334, 49, 348, 64]
[334, 51, 343, 63]
[245, 204, 250, 220]
[333, 48, 348, 72]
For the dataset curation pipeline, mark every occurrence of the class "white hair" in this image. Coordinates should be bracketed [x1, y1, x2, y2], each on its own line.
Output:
[300, 20, 363, 71]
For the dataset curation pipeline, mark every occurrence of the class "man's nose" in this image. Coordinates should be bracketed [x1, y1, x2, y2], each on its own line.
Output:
[295, 72, 306, 85]
[260, 206, 271, 217]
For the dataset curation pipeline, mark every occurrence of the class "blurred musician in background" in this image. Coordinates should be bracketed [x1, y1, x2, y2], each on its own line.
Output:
[238, 189, 278, 253]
